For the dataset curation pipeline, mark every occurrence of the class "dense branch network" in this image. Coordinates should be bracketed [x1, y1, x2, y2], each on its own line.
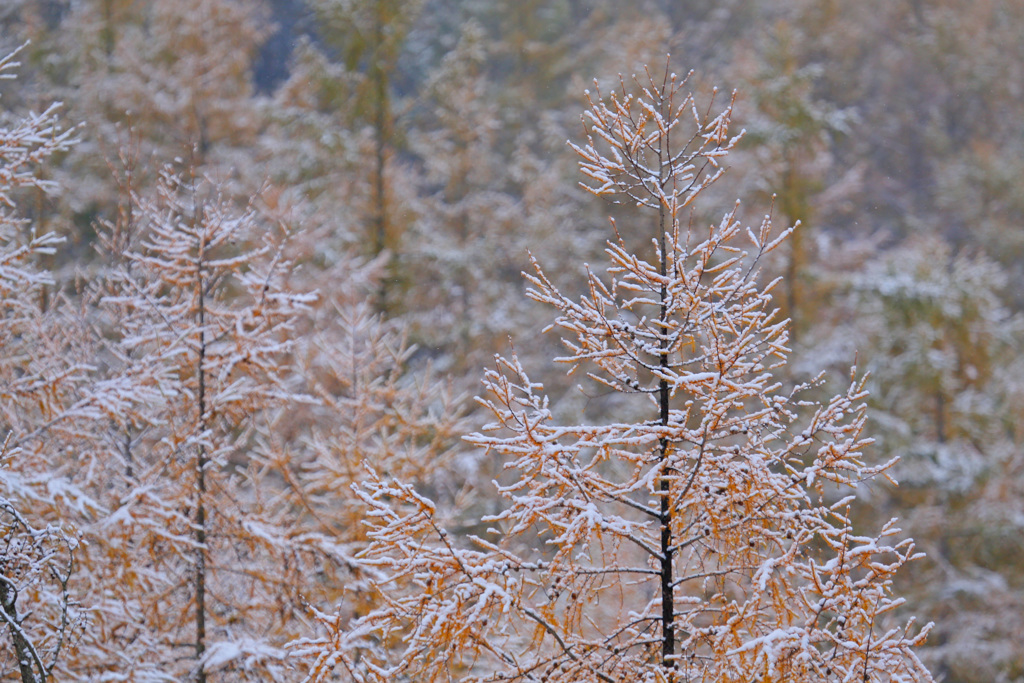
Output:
[297, 66, 933, 683]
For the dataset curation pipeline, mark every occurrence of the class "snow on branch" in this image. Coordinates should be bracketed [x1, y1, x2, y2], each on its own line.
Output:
[298, 61, 934, 683]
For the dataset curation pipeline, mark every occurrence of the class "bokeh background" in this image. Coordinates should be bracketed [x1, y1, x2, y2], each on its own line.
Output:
[2, 1, 1023, 680]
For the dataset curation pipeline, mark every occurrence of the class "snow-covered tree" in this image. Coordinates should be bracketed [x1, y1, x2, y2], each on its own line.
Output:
[852, 236, 1018, 492]
[259, 36, 420, 319]
[76, 165, 316, 681]
[255, 265, 471, 660]
[74, 158, 468, 681]
[0, 448, 80, 683]
[403, 18, 593, 378]
[290, 0, 423, 311]
[0, 46, 92, 683]
[732, 16, 856, 346]
[296, 67, 933, 682]
[847, 235, 1024, 681]
[6, 0, 270, 241]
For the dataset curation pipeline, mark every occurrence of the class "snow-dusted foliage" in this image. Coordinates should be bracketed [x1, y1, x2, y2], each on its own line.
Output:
[0, 47, 91, 683]
[0, 451, 80, 683]
[12, 0, 269, 225]
[403, 18, 595, 379]
[253, 259, 470, 652]
[76, 165, 316, 681]
[851, 236, 1019, 490]
[296, 68, 933, 682]
[846, 235, 1024, 679]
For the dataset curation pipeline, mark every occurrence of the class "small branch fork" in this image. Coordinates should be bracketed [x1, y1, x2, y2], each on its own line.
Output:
[0, 440, 80, 683]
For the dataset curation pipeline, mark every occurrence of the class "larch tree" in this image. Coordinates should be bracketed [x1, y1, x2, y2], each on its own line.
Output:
[404, 18, 575, 376]
[0, 46, 100, 682]
[301, 0, 424, 311]
[7, 0, 269, 237]
[733, 15, 855, 346]
[75, 164, 316, 681]
[847, 235, 1024, 681]
[47, 150, 472, 680]
[298, 67, 934, 683]
[246, 236, 471, 662]
[0, 463, 79, 683]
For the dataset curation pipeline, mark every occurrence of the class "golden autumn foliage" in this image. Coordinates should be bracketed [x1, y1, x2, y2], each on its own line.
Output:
[0, 46, 89, 683]
[296, 67, 933, 683]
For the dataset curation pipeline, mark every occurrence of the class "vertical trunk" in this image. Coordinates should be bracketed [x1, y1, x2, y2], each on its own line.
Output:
[194, 231, 208, 683]
[102, 0, 115, 60]
[659, 409, 674, 674]
[785, 225, 801, 346]
[35, 186, 50, 314]
[1, 580, 43, 683]
[372, 1, 389, 313]
[123, 429, 134, 481]
[658, 188, 675, 677]
[782, 165, 803, 346]
[120, 175, 137, 483]
[195, 455, 207, 683]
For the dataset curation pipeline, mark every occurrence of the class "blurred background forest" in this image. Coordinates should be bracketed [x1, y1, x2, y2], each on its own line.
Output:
[1, 0, 1023, 681]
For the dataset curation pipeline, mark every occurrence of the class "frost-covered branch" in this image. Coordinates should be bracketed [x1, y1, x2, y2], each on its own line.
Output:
[300, 61, 933, 683]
